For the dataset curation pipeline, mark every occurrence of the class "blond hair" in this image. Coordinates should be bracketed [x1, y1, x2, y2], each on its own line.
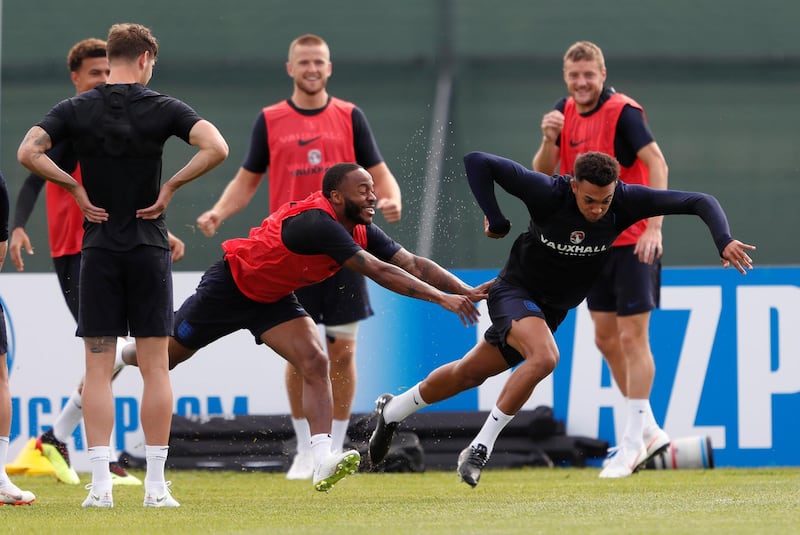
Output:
[287, 34, 329, 62]
[563, 41, 606, 71]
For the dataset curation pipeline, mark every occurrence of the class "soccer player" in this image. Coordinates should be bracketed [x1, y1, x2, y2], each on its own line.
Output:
[11, 37, 182, 488]
[369, 151, 755, 487]
[196, 34, 402, 480]
[0, 171, 36, 506]
[17, 23, 229, 508]
[532, 41, 671, 476]
[125, 163, 490, 492]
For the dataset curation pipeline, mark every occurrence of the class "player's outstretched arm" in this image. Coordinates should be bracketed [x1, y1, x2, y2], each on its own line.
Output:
[343, 249, 481, 326]
[387, 247, 490, 302]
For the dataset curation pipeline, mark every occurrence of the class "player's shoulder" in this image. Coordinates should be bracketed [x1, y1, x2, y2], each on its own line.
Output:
[329, 95, 355, 108]
[293, 207, 335, 227]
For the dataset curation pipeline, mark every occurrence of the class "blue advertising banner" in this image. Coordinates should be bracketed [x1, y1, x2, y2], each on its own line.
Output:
[355, 266, 800, 468]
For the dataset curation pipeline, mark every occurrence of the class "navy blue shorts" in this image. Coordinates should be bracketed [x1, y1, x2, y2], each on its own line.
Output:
[586, 245, 661, 316]
[173, 259, 309, 350]
[53, 253, 81, 322]
[483, 278, 567, 367]
[77, 246, 173, 337]
[293, 267, 373, 326]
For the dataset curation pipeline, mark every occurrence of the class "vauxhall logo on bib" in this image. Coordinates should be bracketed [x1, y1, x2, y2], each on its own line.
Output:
[539, 231, 607, 257]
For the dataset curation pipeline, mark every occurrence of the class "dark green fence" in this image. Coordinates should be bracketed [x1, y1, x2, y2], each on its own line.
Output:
[3, 0, 798, 271]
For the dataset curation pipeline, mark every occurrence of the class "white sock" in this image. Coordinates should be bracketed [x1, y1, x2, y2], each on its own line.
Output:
[643, 402, 660, 433]
[144, 445, 169, 486]
[330, 419, 350, 454]
[291, 417, 311, 454]
[52, 389, 83, 442]
[384, 383, 428, 424]
[471, 406, 514, 457]
[88, 446, 112, 487]
[624, 399, 648, 445]
[310, 433, 332, 467]
[0, 436, 9, 485]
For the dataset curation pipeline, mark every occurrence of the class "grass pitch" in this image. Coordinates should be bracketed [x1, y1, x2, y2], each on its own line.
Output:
[2, 467, 798, 534]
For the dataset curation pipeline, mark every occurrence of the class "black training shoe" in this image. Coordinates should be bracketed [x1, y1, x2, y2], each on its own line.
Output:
[368, 393, 398, 468]
[457, 444, 489, 488]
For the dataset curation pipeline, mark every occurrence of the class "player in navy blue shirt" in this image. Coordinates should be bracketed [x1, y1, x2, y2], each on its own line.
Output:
[369, 150, 755, 487]
[533, 41, 671, 478]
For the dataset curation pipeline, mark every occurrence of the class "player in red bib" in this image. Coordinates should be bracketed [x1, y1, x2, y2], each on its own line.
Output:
[533, 41, 671, 477]
[196, 34, 402, 479]
[125, 163, 491, 492]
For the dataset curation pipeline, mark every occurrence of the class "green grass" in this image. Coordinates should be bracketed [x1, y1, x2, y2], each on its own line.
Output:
[3, 467, 799, 534]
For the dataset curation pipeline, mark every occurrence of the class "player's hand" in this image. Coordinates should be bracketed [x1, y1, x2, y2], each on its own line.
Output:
[196, 210, 221, 237]
[484, 217, 511, 239]
[634, 230, 663, 265]
[376, 198, 402, 223]
[137, 186, 175, 221]
[440, 293, 481, 326]
[168, 232, 185, 262]
[721, 240, 756, 274]
[73, 186, 108, 223]
[10, 227, 33, 271]
[466, 278, 495, 302]
[541, 110, 565, 143]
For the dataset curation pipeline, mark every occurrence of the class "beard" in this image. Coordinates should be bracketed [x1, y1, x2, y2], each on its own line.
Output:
[296, 78, 328, 96]
[344, 198, 370, 225]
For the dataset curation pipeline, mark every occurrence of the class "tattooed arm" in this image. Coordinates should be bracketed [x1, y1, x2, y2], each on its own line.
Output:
[17, 126, 108, 223]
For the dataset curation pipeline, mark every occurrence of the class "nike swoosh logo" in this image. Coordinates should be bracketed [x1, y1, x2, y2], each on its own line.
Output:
[569, 139, 587, 148]
[412, 394, 420, 406]
[156, 495, 167, 503]
[298, 136, 321, 146]
[491, 414, 499, 421]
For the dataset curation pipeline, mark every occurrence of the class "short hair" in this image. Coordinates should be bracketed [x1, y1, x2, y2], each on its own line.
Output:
[107, 23, 159, 62]
[288, 33, 329, 62]
[563, 40, 606, 71]
[322, 163, 362, 198]
[67, 38, 107, 73]
[573, 152, 619, 186]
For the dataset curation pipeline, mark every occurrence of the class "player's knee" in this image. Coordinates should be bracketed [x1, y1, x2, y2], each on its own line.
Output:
[300, 349, 330, 382]
[594, 331, 618, 355]
[328, 343, 356, 370]
[523, 349, 559, 377]
[617, 330, 649, 355]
